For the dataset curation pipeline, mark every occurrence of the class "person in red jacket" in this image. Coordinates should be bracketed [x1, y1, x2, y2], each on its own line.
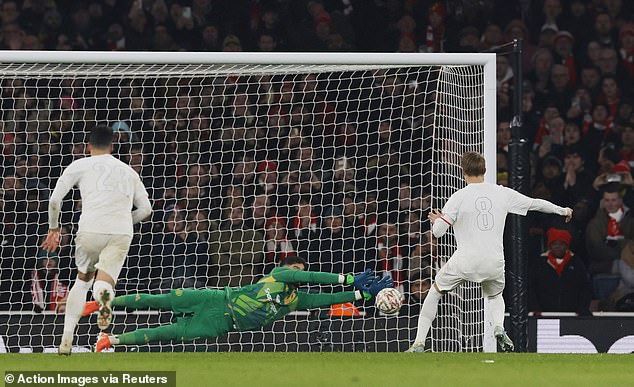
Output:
[529, 228, 591, 315]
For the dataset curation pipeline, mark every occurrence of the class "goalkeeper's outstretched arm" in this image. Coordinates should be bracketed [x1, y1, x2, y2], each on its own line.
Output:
[295, 275, 395, 309]
[296, 290, 363, 309]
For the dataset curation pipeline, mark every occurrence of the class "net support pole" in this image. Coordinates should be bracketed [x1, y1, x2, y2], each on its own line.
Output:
[508, 39, 529, 352]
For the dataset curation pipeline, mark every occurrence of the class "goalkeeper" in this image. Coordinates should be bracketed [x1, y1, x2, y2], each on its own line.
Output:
[89, 256, 393, 351]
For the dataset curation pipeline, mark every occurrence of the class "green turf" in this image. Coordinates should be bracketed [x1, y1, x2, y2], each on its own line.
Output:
[0, 352, 631, 387]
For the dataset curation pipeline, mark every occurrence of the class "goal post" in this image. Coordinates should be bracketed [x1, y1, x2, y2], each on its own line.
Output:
[0, 51, 496, 353]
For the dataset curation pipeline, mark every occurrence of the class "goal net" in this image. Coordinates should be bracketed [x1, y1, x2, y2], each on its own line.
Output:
[0, 52, 495, 353]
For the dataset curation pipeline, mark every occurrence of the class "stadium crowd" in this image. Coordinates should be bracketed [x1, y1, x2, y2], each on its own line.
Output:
[0, 0, 634, 317]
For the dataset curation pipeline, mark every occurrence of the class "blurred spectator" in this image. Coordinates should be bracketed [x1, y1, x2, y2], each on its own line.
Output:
[552, 31, 576, 86]
[582, 104, 619, 162]
[586, 187, 634, 275]
[505, 19, 535, 69]
[376, 221, 404, 293]
[565, 87, 593, 123]
[222, 34, 242, 52]
[528, 48, 554, 97]
[263, 216, 294, 274]
[619, 23, 634, 79]
[399, 209, 424, 256]
[249, 192, 271, 229]
[309, 205, 355, 274]
[496, 55, 513, 110]
[564, 122, 582, 148]
[256, 33, 277, 52]
[620, 125, 634, 165]
[30, 249, 68, 314]
[321, 155, 356, 203]
[497, 120, 511, 152]
[538, 25, 558, 49]
[457, 26, 481, 52]
[529, 228, 591, 315]
[197, 24, 221, 51]
[423, 2, 446, 53]
[402, 270, 431, 316]
[598, 48, 621, 78]
[183, 209, 211, 286]
[535, 0, 563, 38]
[481, 24, 503, 51]
[579, 65, 602, 97]
[546, 64, 574, 113]
[562, 144, 595, 206]
[289, 196, 317, 253]
[210, 205, 264, 287]
[609, 239, 634, 311]
[256, 160, 279, 195]
[150, 206, 194, 290]
[593, 12, 616, 48]
[537, 154, 566, 205]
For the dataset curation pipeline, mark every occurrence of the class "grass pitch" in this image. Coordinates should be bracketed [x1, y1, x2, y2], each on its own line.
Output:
[1, 352, 631, 387]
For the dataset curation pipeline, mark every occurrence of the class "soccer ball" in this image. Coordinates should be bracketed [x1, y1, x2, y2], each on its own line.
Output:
[375, 288, 403, 315]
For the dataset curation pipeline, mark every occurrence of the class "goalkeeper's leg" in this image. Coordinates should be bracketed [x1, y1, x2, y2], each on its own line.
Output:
[96, 324, 184, 352]
[113, 293, 173, 309]
[84, 293, 172, 316]
[85, 289, 210, 316]
[96, 313, 233, 352]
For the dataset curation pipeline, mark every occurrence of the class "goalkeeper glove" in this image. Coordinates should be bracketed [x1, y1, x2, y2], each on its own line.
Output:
[346, 269, 376, 290]
[362, 276, 394, 297]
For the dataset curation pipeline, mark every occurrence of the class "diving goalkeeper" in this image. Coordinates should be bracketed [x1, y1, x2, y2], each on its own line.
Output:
[88, 256, 393, 351]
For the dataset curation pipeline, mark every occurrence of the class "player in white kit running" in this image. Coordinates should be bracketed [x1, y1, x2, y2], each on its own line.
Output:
[40, 125, 152, 355]
[407, 152, 573, 352]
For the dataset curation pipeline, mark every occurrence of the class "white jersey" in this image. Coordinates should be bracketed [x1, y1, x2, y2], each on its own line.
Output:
[49, 154, 151, 237]
[437, 182, 536, 270]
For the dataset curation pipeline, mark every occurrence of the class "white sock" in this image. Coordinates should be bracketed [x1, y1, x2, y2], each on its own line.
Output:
[92, 280, 114, 304]
[413, 285, 442, 344]
[62, 278, 92, 337]
[488, 293, 505, 329]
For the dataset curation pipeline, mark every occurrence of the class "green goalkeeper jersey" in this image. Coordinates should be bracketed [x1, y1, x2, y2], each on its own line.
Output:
[225, 267, 359, 331]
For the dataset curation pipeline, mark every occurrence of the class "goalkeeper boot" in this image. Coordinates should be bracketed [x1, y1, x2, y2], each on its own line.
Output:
[97, 290, 113, 331]
[494, 326, 514, 352]
[58, 334, 73, 356]
[82, 301, 99, 317]
[95, 332, 112, 353]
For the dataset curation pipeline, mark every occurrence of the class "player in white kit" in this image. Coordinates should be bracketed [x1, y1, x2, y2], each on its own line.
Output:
[40, 125, 152, 355]
[407, 152, 572, 352]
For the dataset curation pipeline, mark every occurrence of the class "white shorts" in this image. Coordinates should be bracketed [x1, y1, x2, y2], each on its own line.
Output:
[75, 232, 132, 282]
[434, 257, 505, 298]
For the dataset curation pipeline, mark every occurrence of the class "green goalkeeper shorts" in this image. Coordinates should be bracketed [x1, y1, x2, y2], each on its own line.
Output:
[170, 288, 235, 340]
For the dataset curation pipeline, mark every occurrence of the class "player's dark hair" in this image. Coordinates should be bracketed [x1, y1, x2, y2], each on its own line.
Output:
[462, 151, 486, 177]
[281, 255, 307, 268]
[89, 125, 113, 149]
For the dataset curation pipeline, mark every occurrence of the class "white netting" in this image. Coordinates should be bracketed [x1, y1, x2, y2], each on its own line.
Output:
[0, 57, 489, 353]
[431, 66, 487, 352]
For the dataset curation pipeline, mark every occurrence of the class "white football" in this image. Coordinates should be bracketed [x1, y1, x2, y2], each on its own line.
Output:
[375, 287, 403, 315]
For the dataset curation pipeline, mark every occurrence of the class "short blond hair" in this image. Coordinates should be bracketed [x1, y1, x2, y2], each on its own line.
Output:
[461, 151, 486, 177]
